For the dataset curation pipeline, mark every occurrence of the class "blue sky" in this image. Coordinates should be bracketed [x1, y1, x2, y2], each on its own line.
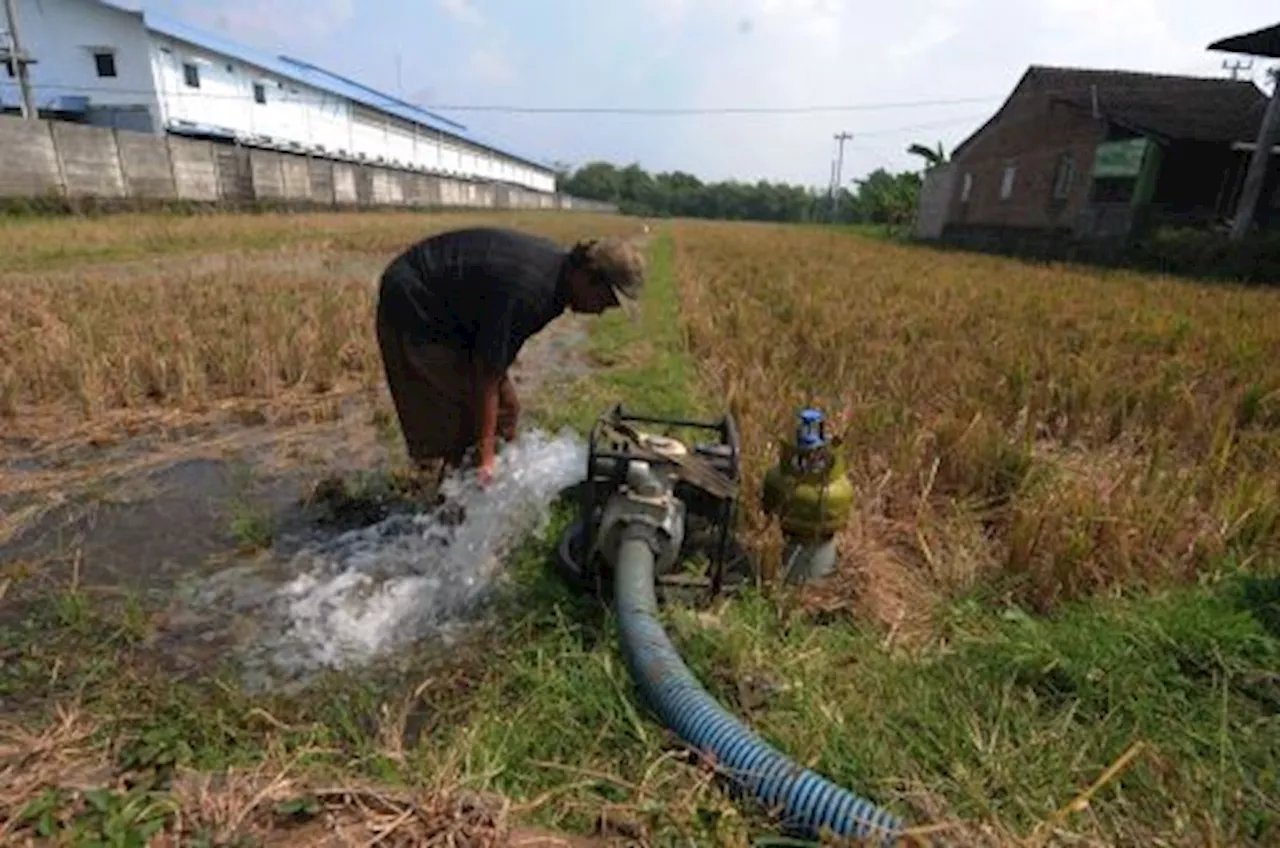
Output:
[135, 0, 1275, 188]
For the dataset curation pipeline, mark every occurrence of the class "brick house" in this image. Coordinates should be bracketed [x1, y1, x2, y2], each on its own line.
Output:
[915, 66, 1277, 249]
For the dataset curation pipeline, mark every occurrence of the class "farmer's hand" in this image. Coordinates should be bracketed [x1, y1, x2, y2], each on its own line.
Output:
[477, 455, 497, 488]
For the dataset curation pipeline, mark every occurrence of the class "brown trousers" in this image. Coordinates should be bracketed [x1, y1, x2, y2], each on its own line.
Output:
[376, 314, 519, 475]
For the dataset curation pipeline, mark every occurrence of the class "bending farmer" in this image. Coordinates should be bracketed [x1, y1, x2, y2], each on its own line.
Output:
[375, 227, 646, 488]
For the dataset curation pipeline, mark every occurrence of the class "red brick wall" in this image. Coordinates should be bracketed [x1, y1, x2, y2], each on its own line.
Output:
[948, 91, 1107, 232]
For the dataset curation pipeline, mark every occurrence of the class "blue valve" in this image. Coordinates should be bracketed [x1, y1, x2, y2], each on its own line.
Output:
[796, 408, 826, 451]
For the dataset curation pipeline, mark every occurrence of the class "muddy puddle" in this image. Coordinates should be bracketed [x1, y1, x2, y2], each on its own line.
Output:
[1, 457, 303, 596]
[3, 427, 586, 692]
[165, 429, 586, 691]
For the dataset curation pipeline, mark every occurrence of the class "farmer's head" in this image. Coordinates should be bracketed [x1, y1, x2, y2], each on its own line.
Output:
[565, 237, 646, 318]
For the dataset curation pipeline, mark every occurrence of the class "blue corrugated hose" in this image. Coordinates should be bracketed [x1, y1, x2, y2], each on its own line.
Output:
[611, 534, 904, 844]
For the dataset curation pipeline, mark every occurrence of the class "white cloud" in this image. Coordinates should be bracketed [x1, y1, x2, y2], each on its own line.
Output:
[649, 0, 689, 28]
[624, 0, 1277, 186]
[885, 0, 966, 62]
[437, 0, 486, 27]
[1035, 0, 1188, 71]
[181, 0, 355, 48]
[464, 47, 518, 87]
[675, 0, 867, 183]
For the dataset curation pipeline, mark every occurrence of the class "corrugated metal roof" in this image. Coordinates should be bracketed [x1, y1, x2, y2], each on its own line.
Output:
[92, 0, 555, 172]
[1209, 22, 1280, 59]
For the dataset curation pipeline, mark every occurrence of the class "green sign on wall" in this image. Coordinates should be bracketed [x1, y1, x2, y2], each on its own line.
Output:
[1093, 138, 1151, 178]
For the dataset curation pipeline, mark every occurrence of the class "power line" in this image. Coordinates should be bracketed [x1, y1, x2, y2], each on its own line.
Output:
[13, 69, 1270, 120]
[415, 96, 1004, 114]
[3, 81, 995, 140]
[3, 80, 1004, 114]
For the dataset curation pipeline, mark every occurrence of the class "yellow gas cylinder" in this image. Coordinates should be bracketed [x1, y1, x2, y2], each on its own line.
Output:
[761, 408, 854, 582]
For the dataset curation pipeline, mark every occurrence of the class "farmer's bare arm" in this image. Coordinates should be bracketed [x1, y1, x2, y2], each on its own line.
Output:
[475, 361, 503, 473]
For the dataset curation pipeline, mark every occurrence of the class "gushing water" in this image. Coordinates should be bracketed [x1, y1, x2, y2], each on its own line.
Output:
[189, 428, 586, 689]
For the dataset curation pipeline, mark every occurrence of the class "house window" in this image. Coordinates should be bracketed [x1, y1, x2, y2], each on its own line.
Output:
[3, 60, 13, 78]
[182, 62, 200, 88]
[1052, 153, 1076, 200]
[253, 82, 267, 104]
[1000, 164, 1017, 200]
[93, 51, 117, 78]
[960, 172, 973, 203]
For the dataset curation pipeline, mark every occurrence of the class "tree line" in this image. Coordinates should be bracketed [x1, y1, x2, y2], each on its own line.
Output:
[554, 143, 948, 227]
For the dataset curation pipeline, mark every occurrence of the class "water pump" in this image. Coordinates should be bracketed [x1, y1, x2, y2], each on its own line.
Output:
[557, 404, 746, 600]
[555, 405, 902, 844]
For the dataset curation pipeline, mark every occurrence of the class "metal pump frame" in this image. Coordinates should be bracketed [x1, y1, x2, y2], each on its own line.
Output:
[575, 404, 742, 597]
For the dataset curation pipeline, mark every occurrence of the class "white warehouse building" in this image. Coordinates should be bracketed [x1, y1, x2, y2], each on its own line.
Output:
[0, 0, 559, 193]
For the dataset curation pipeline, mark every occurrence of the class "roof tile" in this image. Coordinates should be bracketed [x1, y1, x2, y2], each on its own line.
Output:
[1026, 65, 1270, 144]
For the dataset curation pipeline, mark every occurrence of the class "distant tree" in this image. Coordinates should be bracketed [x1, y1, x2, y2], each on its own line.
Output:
[556, 159, 925, 226]
[852, 168, 922, 230]
[559, 162, 624, 202]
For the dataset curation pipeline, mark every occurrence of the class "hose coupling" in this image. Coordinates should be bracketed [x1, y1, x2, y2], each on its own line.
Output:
[591, 459, 687, 574]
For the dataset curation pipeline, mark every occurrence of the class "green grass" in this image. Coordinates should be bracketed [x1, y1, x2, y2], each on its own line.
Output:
[5, 222, 1279, 846]
[9, 525, 1276, 843]
[533, 228, 702, 435]
[402, 531, 1280, 843]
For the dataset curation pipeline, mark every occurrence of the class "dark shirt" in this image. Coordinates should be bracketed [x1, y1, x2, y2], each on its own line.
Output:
[378, 227, 571, 373]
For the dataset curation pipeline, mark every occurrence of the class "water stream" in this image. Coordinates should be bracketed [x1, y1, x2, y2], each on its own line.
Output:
[183, 428, 586, 690]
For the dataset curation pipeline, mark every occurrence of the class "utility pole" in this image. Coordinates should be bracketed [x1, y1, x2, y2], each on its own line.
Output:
[1223, 57, 1253, 81]
[826, 157, 837, 221]
[2, 0, 36, 119]
[830, 131, 852, 220]
[1231, 66, 1280, 242]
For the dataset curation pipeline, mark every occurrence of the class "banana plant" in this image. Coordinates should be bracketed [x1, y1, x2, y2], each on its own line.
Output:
[907, 141, 949, 171]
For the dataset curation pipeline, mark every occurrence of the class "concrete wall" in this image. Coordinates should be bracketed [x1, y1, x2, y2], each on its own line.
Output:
[0, 117, 63, 197]
[0, 115, 616, 214]
[116, 130, 176, 199]
[912, 163, 957, 240]
[51, 121, 126, 198]
[167, 136, 219, 201]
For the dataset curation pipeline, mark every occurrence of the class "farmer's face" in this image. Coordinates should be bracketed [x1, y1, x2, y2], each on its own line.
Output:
[568, 269, 619, 314]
